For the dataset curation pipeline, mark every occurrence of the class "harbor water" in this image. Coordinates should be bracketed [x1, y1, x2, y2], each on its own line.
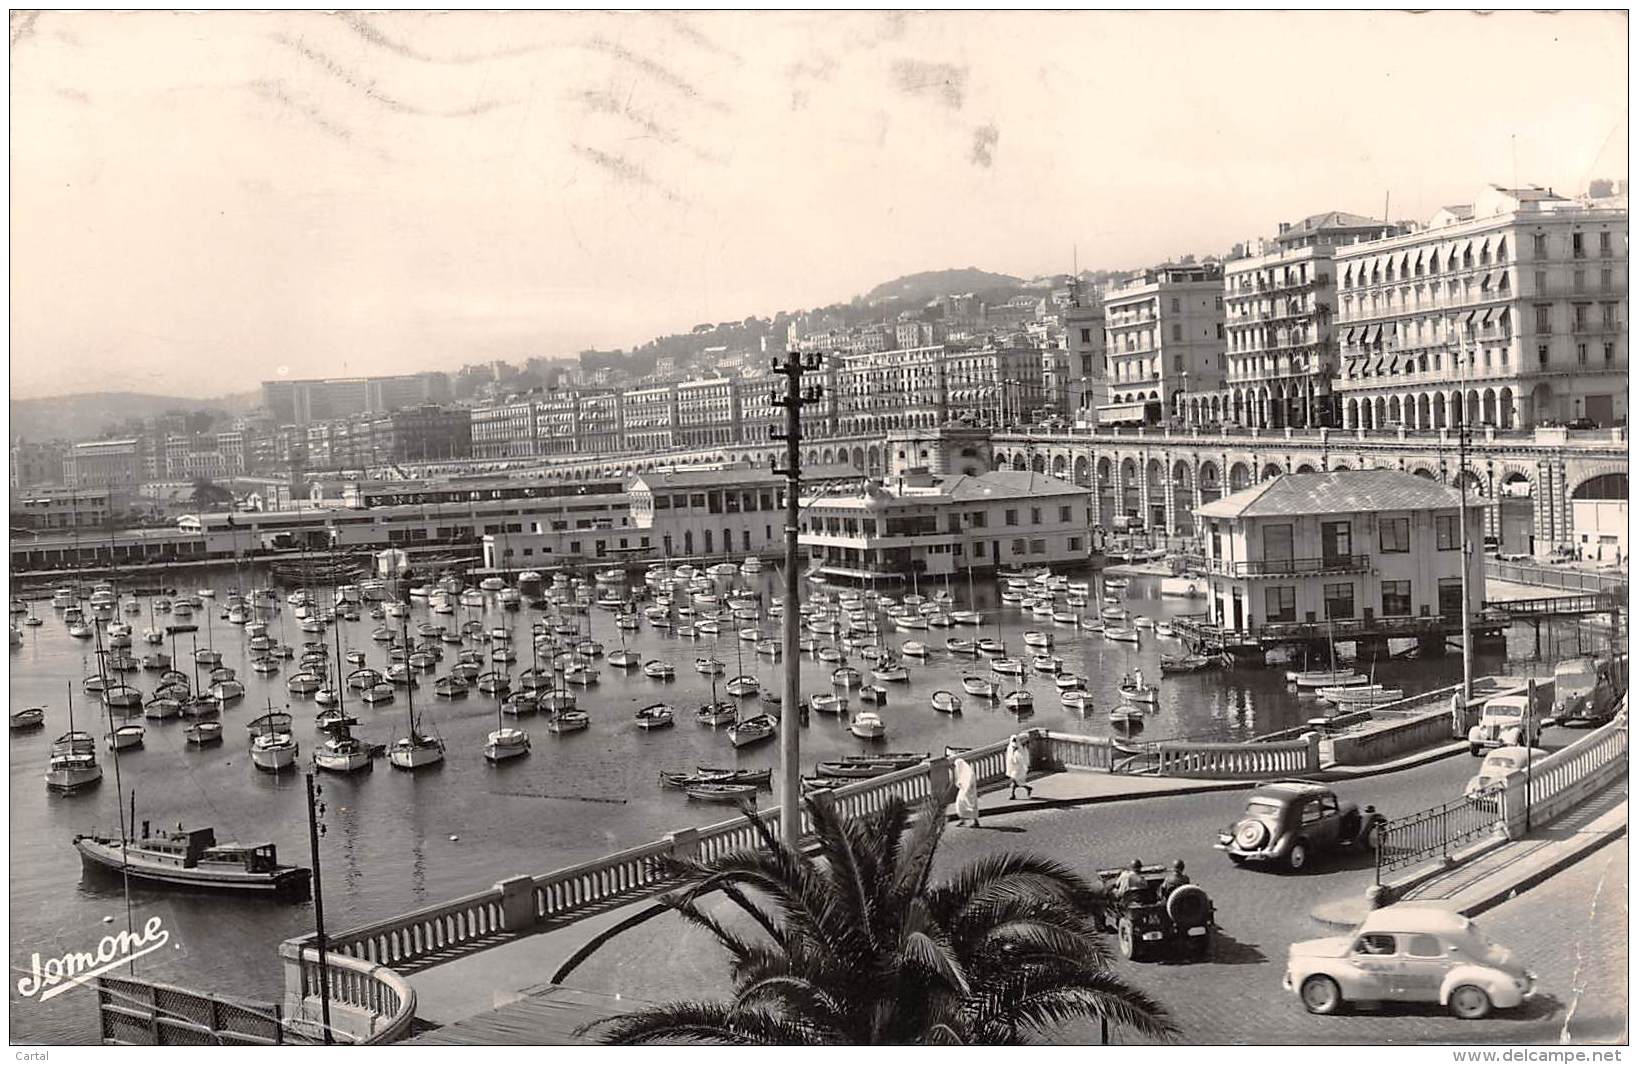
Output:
[10, 561, 1597, 1043]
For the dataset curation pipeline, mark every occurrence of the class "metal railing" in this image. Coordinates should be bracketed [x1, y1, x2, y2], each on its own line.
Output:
[98, 976, 283, 1046]
[1193, 553, 1372, 578]
[1486, 559, 1629, 596]
[1375, 791, 1503, 880]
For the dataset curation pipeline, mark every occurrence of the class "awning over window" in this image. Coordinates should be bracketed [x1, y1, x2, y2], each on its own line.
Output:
[1364, 323, 1382, 344]
[1478, 307, 1495, 326]
[1458, 309, 1477, 326]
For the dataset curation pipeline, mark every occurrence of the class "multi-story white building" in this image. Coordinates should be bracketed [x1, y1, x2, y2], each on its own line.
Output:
[798, 469, 1093, 580]
[1195, 469, 1484, 642]
[627, 466, 789, 559]
[621, 385, 677, 452]
[1101, 264, 1225, 425]
[1221, 212, 1402, 429]
[1059, 295, 1107, 421]
[63, 439, 141, 491]
[1334, 185, 1628, 431]
[675, 378, 740, 448]
[472, 400, 538, 459]
[534, 393, 580, 457]
[575, 392, 622, 454]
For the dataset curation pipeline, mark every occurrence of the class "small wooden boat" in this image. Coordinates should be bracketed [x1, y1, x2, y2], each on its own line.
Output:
[635, 703, 676, 730]
[990, 657, 1025, 677]
[643, 660, 676, 680]
[1022, 630, 1053, 649]
[695, 701, 737, 726]
[1060, 690, 1092, 711]
[1289, 669, 1366, 690]
[484, 727, 531, 761]
[1055, 672, 1086, 691]
[433, 676, 470, 699]
[1103, 627, 1139, 644]
[1118, 680, 1159, 705]
[945, 637, 977, 656]
[871, 662, 909, 683]
[727, 713, 776, 748]
[725, 674, 760, 698]
[185, 721, 224, 746]
[685, 782, 757, 804]
[11, 707, 46, 730]
[961, 674, 998, 698]
[900, 640, 929, 658]
[359, 682, 396, 705]
[1003, 690, 1034, 714]
[107, 723, 146, 751]
[544, 709, 591, 734]
[1108, 706, 1145, 728]
[814, 754, 924, 779]
[500, 691, 537, 716]
[809, 692, 845, 715]
[931, 690, 962, 714]
[1032, 655, 1063, 675]
[831, 666, 862, 688]
[695, 657, 725, 676]
[1160, 654, 1216, 675]
[859, 684, 889, 706]
[848, 710, 887, 739]
[976, 637, 1006, 656]
[1320, 685, 1405, 706]
[1154, 621, 1176, 638]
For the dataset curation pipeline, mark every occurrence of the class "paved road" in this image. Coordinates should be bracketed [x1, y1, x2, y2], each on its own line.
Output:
[563, 724, 1623, 1044]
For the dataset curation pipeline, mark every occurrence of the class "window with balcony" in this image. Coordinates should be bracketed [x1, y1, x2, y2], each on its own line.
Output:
[1572, 232, 1585, 259]
[1539, 344, 1550, 367]
[1324, 582, 1355, 620]
[1320, 520, 1352, 562]
[1578, 343, 1588, 365]
[1265, 586, 1296, 623]
[1534, 305, 1552, 333]
[1574, 303, 1590, 329]
[1605, 343, 1615, 364]
[1435, 514, 1458, 550]
[1381, 580, 1412, 617]
[1533, 233, 1549, 259]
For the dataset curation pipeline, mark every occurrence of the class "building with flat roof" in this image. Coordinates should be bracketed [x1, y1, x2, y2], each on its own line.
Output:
[1334, 186, 1627, 431]
[1194, 468, 1484, 643]
[1101, 264, 1225, 426]
[628, 465, 791, 559]
[262, 372, 453, 426]
[799, 469, 1093, 580]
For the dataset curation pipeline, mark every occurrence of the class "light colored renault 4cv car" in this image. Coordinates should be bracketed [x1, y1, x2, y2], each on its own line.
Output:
[1285, 906, 1536, 1019]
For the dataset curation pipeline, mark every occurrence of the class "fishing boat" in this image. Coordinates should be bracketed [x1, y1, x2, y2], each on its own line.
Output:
[563, 665, 599, 686]
[635, 703, 676, 730]
[1118, 673, 1159, 705]
[359, 681, 396, 705]
[1154, 621, 1176, 638]
[1133, 616, 1156, 631]
[1160, 654, 1217, 675]
[945, 637, 977, 656]
[1290, 669, 1367, 690]
[871, 660, 909, 683]
[1032, 655, 1064, 675]
[684, 781, 757, 804]
[1003, 689, 1034, 714]
[73, 824, 311, 898]
[102, 684, 144, 711]
[286, 670, 323, 695]
[848, 710, 887, 739]
[859, 684, 888, 706]
[388, 662, 446, 770]
[312, 725, 372, 773]
[433, 676, 469, 699]
[1060, 690, 1092, 711]
[727, 712, 776, 748]
[976, 637, 1006, 656]
[248, 708, 299, 772]
[475, 670, 509, 695]
[185, 721, 224, 747]
[544, 708, 590, 734]
[695, 657, 725, 676]
[809, 693, 844, 715]
[1054, 672, 1087, 691]
[931, 690, 963, 714]
[1108, 705, 1145, 728]
[961, 674, 998, 698]
[814, 753, 925, 779]
[831, 666, 862, 688]
[990, 657, 1025, 677]
[209, 678, 246, 705]
[643, 660, 676, 680]
[695, 700, 737, 726]
[1103, 627, 1139, 644]
[46, 703, 103, 793]
[107, 723, 146, 751]
[539, 688, 577, 713]
[1319, 684, 1405, 707]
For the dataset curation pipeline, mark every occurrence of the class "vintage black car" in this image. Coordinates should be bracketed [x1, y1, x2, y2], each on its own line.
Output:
[1095, 864, 1215, 962]
[1217, 781, 1383, 872]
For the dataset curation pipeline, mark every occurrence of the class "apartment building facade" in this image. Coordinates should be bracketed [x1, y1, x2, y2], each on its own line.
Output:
[1334, 186, 1628, 431]
[1100, 264, 1226, 426]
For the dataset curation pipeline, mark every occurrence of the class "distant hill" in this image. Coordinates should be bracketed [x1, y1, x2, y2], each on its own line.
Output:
[861, 267, 1026, 307]
[9, 392, 251, 442]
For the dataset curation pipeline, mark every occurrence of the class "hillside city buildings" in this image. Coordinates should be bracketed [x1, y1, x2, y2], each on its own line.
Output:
[9, 183, 1627, 562]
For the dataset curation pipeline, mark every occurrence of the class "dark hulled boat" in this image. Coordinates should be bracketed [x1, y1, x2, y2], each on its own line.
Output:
[73, 823, 311, 899]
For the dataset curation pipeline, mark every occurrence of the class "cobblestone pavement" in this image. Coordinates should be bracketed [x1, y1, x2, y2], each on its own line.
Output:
[563, 724, 1623, 1045]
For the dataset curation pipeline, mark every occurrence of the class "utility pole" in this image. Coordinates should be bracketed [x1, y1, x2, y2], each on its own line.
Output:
[1456, 332, 1474, 709]
[771, 351, 824, 847]
[304, 772, 334, 1044]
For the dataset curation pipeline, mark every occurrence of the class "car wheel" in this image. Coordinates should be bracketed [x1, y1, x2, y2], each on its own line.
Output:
[1300, 975, 1344, 1015]
[1448, 984, 1493, 1020]
[1469, 744, 1482, 757]
[1116, 917, 1139, 962]
[1286, 841, 1308, 872]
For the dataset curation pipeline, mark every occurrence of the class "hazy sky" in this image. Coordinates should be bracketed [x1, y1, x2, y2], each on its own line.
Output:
[10, 9, 1628, 400]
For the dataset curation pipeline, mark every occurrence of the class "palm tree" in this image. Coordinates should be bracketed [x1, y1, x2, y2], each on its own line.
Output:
[579, 795, 1174, 1045]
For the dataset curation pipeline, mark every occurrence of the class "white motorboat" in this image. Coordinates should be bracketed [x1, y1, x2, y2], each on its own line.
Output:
[931, 690, 963, 714]
[248, 710, 299, 771]
[848, 710, 887, 740]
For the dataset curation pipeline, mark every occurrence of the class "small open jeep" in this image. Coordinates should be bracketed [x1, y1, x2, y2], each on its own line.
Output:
[1095, 864, 1216, 962]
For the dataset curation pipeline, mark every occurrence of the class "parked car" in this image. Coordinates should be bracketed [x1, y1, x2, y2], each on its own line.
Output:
[1463, 746, 1550, 806]
[1216, 781, 1383, 872]
[1552, 657, 1620, 727]
[1467, 694, 1540, 756]
[1563, 417, 1599, 430]
[1286, 906, 1536, 1018]
[1093, 864, 1216, 961]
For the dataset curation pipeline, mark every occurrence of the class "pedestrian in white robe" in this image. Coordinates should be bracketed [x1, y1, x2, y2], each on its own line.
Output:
[1006, 734, 1033, 800]
[953, 757, 980, 827]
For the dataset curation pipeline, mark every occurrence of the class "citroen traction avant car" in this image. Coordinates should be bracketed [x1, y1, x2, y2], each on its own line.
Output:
[1216, 780, 1383, 872]
[1286, 906, 1536, 1018]
[1463, 746, 1550, 807]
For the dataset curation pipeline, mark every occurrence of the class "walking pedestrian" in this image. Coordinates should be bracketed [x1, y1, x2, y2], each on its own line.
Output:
[1450, 691, 1466, 738]
[1006, 734, 1033, 800]
[953, 757, 980, 828]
